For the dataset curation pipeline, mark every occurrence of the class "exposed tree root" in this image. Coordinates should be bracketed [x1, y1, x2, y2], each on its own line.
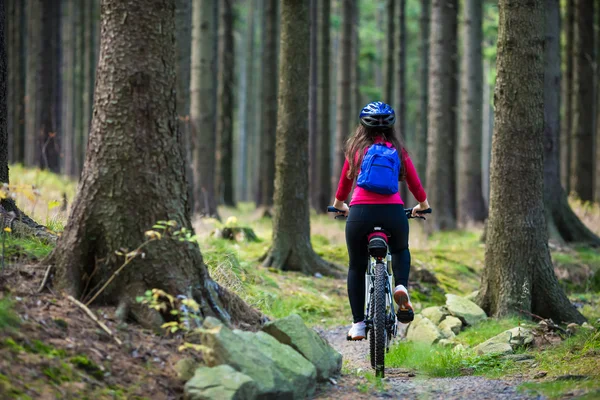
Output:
[547, 191, 600, 247]
[0, 201, 57, 243]
[261, 242, 344, 278]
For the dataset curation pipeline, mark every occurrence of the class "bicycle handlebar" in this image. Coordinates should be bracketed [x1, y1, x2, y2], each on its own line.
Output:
[327, 206, 432, 220]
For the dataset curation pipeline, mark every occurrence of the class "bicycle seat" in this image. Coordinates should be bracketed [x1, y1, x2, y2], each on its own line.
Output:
[367, 230, 388, 258]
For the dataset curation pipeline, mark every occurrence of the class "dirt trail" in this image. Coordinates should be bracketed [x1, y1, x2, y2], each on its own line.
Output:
[314, 325, 543, 400]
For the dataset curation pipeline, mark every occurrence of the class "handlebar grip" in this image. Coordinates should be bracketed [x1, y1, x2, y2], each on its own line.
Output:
[327, 206, 343, 213]
[419, 208, 432, 214]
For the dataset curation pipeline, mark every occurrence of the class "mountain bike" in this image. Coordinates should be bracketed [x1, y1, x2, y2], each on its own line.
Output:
[328, 206, 431, 377]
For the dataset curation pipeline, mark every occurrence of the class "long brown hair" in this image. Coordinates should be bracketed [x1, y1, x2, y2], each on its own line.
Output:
[344, 125, 407, 181]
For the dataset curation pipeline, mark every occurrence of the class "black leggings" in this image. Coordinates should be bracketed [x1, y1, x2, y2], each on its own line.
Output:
[346, 204, 410, 323]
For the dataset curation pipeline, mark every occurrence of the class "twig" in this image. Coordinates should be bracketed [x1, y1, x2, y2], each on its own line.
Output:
[519, 309, 544, 321]
[520, 309, 568, 334]
[67, 295, 122, 346]
[37, 265, 54, 293]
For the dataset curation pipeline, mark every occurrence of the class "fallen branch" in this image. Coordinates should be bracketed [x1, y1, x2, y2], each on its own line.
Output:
[37, 265, 53, 293]
[67, 295, 122, 346]
[520, 309, 568, 335]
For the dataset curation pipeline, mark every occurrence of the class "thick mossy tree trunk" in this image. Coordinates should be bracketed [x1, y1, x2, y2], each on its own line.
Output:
[560, 0, 574, 193]
[416, 0, 430, 181]
[215, 0, 235, 207]
[426, 0, 458, 231]
[479, 0, 585, 324]
[257, 0, 278, 209]
[190, 0, 219, 218]
[46, 0, 261, 328]
[316, 0, 331, 213]
[569, 0, 594, 201]
[262, 0, 340, 277]
[457, 0, 486, 226]
[333, 0, 354, 188]
[544, 0, 600, 246]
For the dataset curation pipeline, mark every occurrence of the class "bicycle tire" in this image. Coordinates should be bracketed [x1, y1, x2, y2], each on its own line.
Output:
[369, 299, 375, 368]
[373, 261, 387, 377]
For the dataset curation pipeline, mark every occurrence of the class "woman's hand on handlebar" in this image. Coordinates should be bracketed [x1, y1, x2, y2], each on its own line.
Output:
[332, 199, 350, 217]
[412, 199, 431, 217]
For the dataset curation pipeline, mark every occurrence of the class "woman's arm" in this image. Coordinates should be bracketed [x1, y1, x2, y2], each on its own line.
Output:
[334, 158, 353, 203]
[402, 150, 427, 204]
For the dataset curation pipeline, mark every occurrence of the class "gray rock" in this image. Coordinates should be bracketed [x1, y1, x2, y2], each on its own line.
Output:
[421, 306, 450, 325]
[438, 339, 458, 348]
[506, 327, 534, 347]
[473, 327, 534, 355]
[474, 341, 514, 356]
[502, 354, 534, 362]
[235, 330, 316, 398]
[567, 323, 579, 334]
[406, 315, 443, 345]
[184, 365, 258, 400]
[465, 290, 480, 302]
[445, 294, 487, 326]
[174, 357, 198, 381]
[200, 317, 295, 398]
[438, 316, 463, 337]
[263, 314, 342, 382]
[582, 322, 596, 330]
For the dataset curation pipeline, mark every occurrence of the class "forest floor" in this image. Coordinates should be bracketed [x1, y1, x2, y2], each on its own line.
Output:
[1, 166, 600, 399]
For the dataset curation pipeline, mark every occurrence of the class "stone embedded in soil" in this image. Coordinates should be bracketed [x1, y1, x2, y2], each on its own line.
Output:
[505, 327, 534, 347]
[438, 316, 463, 337]
[421, 306, 450, 325]
[438, 339, 458, 347]
[473, 327, 534, 355]
[465, 290, 480, 302]
[184, 364, 258, 400]
[445, 294, 487, 326]
[502, 354, 534, 362]
[406, 315, 444, 345]
[262, 313, 342, 382]
[474, 341, 513, 356]
[174, 357, 198, 381]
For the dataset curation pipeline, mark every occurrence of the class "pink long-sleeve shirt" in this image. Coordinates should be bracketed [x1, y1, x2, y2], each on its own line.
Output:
[335, 142, 427, 206]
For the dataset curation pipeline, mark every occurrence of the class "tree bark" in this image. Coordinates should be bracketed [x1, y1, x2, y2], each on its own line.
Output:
[247, 0, 262, 203]
[46, 0, 261, 329]
[351, 0, 360, 126]
[61, 0, 76, 177]
[561, 0, 574, 193]
[479, 0, 585, 324]
[416, 0, 430, 181]
[309, 0, 318, 210]
[191, 0, 219, 217]
[395, 0, 410, 202]
[426, 0, 458, 231]
[543, 0, 600, 246]
[383, 0, 395, 104]
[457, 0, 486, 225]
[215, 0, 235, 207]
[0, 0, 6, 183]
[24, 0, 40, 168]
[482, 58, 493, 208]
[316, 0, 332, 213]
[569, 0, 594, 201]
[6, 0, 25, 163]
[262, 0, 340, 277]
[175, 0, 194, 213]
[333, 0, 354, 191]
[80, 0, 94, 172]
[73, 1, 84, 176]
[257, 0, 278, 208]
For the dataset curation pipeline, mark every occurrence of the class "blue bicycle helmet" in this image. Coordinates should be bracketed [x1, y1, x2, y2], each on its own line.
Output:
[359, 101, 396, 128]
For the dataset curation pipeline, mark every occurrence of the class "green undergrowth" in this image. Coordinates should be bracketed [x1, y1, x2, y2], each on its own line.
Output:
[455, 317, 526, 347]
[2, 233, 54, 262]
[0, 298, 19, 331]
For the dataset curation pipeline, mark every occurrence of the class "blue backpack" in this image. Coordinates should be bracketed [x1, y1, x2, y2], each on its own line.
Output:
[356, 143, 401, 195]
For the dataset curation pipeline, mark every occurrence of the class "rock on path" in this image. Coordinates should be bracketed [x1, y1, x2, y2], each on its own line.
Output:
[315, 325, 544, 400]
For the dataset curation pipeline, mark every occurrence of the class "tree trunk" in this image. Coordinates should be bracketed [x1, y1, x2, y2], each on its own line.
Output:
[191, 0, 219, 217]
[395, 0, 410, 203]
[46, 0, 261, 329]
[61, 0, 76, 177]
[73, 1, 84, 176]
[316, 0, 332, 213]
[482, 58, 493, 208]
[175, 0, 194, 213]
[478, 0, 585, 324]
[262, 0, 340, 277]
[561, 0, 574, 193]
[215, 0, 235, 207]
[80, 0, 93, 171]
[416, 0, 430, 181]
[246, 0, 262, 203]
[24, 0, 40, 168]
[383, 0, 395, 104]
[333, 0, 354, 190]
[457, 0, 486, 225]
[257, 0, 278, 208]
[309, 0, 318, 210]
[351, 0, 360, 125]
[0, 0, 6, 183]
[543, 0, 600, 246]
[239, 1, 255, 203]
[6, 0, 25, 163]
[426, 0, 458, 231]
[569, 0, 594, 201]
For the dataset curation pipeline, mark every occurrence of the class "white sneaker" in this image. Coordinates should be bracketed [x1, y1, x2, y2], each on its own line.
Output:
[346, 321, 366, 341]
[393, 285, 414, 323]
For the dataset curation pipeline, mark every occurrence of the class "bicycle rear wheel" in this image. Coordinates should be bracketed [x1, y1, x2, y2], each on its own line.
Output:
[373, 261, 386, 377]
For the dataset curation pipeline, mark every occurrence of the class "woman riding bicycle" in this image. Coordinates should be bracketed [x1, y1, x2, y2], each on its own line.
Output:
[332, 101, 430, 341]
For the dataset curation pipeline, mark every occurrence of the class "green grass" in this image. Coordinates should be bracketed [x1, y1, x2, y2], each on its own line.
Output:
[3, 233, 54, 261]
[455, 317, 526, 347]
[0, 298, 19, 331]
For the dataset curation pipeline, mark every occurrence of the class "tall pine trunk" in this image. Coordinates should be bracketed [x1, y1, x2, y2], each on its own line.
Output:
[569, 0, 594, 201]
[479, 0, 585, 323]
[457, 0, 486, 225]
[191, 0, 219, 217]
[351, 0, 360, 124]
[262, 0, 339, 277]
[24, 0, 40, 167]
[426, 0, 458, 231]
[395, 0, 410, 202]
[383, 0, 395, 104]
[416, 0, 430, 181]
[61, 0, 76, 176]
[309, 0, 318, 210]
[333, 0, 354, 189]
[561, 0, 574, 193]
[257, 0, 278, 208]
[46, 0, 261, 329]
[215, 0, 235, 207]
[316, 0, 332, 212]
[6, 0, 24, 163]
